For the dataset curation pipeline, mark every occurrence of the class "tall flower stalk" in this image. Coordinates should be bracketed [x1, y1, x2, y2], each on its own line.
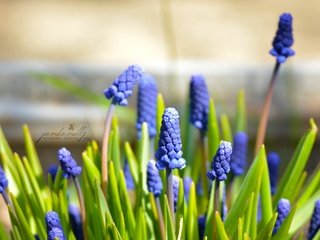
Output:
[155, 108, 186, 219]
[57, 147, 87, 240]
[255, 13, 295, 153]
[102, 65, 143, 196]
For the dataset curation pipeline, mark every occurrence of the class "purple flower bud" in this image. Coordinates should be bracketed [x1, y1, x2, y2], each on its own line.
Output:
[269, 13, 295, 63]
[0, 166, 8, 193]
[273, 198, 291, 235]
[46, 211, 66, 240]
[69, 204, 83, 240]
[308, 200, 320, 240]
[267, 151, 280, 195]
[46, 211, 63, 230]
[198, 215, 206, 240]
[48, 227, 65, 240]
[155, 108, 186, 170]
[189, 75, 209, 132]
[104, 65, 143, 106]
[147, 159, 163, 197]
[207, 141, 232, 181]
[57, 148, 82, 179]
[124, 162, 135, 190]
[230, 132, 248, 176]
[136, 74, 158, 139]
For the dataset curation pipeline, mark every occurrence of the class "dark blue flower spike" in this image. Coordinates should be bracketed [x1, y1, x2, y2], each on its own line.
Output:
[189, 75, 210, 132]
[136, 74, 158, 139]
[173, 175, 179, 212]
[69, 204, 84, 240]
[273, 198, 291, 235]
[230, 132, 248, 176]
[198, 215, 206, 240]
[270, 13, 295, 64]
[147, 159, 163, 197]
[207, 141, 232, 182]
[308, 200, 320, 240]
[0, 166, 8, 194]
[267, 151, 280, 195]
[45, 211, 66, 240]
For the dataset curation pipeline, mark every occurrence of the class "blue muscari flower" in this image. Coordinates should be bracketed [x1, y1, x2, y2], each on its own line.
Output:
[48, 227, 65, 240]
[308, 200, 320, 240]
[230, 132, 248, 176]
[273, 198, 291, 235]
[270, 13, 295, 64]
[57, 148, 82, 179]
[136, 74, 158, 139]
[46, 211, 66, 240]
[69, 204, 83, 240]
[183, 177, 192, 201]
[196, 178, 205, 196]
[189, 75, 209, 131]
[48, 164, 59, 182]
[155, 108, 186, 170]
[198, 215, 206, 240]
[173, 175, 179, 212]
[46, 211, 63, 230]
[104, 65, 143, 106]
[0, 166, 8, 193]
[267, 151, 280, 195]
[207, 141, 232, 181]
[147, 159, 163, 197]
[124, 162, 135, 190]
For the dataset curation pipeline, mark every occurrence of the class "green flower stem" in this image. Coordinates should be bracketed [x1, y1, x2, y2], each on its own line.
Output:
[200, 132, 209, 206]
[255, 62, 281, 154]
[214, 180, 220, 217]
[101, 104, 116, 196]
[156, 197, 165, 240]
[166, 168, 174, 222]
[74, 177, 88, 240]
[2, 191, 11, 206]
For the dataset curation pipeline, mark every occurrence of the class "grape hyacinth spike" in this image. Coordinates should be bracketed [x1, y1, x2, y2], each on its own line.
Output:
[57, 147, 82, 179]
[0, 166, 8, 194]
[308, 200, 320, 240]
[189, 75, 210, 132]
[207, 141, 232, 182]
[269, 13, 295, 64]
[104, 65, 144, 106]
[136, 74, 158, 139]
[147, 159, 163, 197]
[45, 211, 66, 240]
[273, 198, 291, 235]
[230, 132, 248, 176]
[155, 108, 186, 170]
[124, 162, 135, 190]
[267, 151, 280, 195]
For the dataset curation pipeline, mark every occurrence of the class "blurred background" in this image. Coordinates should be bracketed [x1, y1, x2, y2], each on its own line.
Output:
[1, 0, 320, 171]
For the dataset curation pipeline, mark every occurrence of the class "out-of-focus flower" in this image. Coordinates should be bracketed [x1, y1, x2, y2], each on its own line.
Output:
[230, 132, 248, 176]
[147, 159, 163, 197]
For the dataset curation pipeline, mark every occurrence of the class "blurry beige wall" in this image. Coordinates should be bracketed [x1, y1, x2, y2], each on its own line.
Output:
[0, 0, 319, 65]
